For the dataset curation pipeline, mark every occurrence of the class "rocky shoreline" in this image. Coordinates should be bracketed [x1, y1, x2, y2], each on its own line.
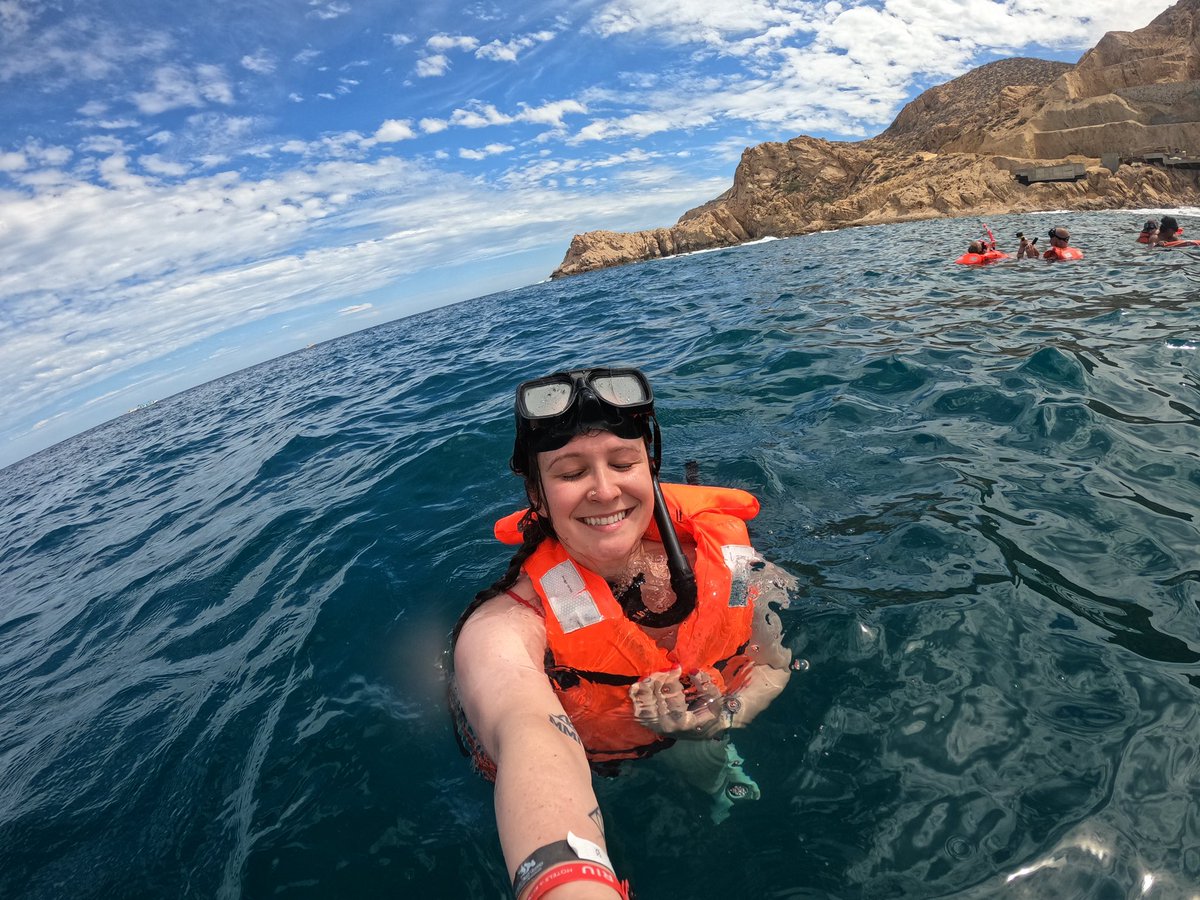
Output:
[552, 0, 1200, 279]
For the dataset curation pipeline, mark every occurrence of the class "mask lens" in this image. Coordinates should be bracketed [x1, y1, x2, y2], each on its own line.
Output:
[591, 373, 648, 407]
[521, 381, 574, 418]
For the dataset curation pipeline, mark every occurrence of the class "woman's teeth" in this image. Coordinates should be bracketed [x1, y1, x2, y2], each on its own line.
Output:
[582, 510, 627, 526]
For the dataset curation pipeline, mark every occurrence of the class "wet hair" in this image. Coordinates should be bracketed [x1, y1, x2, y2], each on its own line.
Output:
[1142, 219, 1158, 233]
[1159, 215, 1179, 238]
[968, 240, 986, 254]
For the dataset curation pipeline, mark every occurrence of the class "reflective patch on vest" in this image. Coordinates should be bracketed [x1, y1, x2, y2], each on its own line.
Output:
[722, 544, 760, 607]
[541, 560, 603, 632]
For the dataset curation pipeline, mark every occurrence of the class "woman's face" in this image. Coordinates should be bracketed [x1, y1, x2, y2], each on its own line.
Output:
[535, 430, 654, 578]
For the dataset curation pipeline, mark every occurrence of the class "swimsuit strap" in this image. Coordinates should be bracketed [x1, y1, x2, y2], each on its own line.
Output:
[505, 588, 544, 616]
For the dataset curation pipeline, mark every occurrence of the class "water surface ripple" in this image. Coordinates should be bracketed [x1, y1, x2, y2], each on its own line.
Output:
[2, 211, 1199, 899]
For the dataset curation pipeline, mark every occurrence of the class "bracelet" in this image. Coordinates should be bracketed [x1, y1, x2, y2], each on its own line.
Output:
[526, 862, 631, 900]
[723, 695, 742, 729]
[512, 841, 577, 898]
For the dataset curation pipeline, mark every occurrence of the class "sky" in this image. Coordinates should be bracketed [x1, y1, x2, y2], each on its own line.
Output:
[0, 0, 1177, 468]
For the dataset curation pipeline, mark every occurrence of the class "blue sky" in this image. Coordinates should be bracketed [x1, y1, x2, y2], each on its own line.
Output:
[0, 0, 1175, 467]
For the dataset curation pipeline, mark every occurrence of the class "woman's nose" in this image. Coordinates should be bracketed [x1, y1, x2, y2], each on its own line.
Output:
[589, 470, 620, 501]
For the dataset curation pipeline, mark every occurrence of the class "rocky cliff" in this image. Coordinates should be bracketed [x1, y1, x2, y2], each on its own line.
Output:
[552, 0, 1200, 278]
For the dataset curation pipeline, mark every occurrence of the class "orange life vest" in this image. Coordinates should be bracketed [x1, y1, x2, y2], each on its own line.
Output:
[1043, 246, 1084, 261]
[955, 250, 1008, 266]
[493, 483, 761, 763]
[1160, 239, 1200, 248]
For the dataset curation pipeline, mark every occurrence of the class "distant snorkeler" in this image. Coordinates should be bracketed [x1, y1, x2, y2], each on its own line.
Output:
[449, 366, 797, 900]
[1043, 226, 1084, 260]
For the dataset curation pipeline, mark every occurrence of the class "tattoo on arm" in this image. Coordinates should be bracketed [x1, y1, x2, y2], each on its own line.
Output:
[549, 713, 582, 746]
[589, 806, 605, 837]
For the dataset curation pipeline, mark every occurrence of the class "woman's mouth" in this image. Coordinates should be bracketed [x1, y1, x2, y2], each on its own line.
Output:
[581, 509, 629, 527]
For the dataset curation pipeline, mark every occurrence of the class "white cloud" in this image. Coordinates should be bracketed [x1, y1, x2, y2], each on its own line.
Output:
[277, 130, 369, 157]
[0, 0, 36, 38]
[80, 135, 128, 154]
[139, 154, 191, 176]
[338, 303, 374, 315]
[0, 151, 27, 172]
[475, 29, 557, 62]
[450, 101, 513, 128]
[588, 0, 809, 47]
[388, 33, 414, 47]
[427, 33, 480, 52]
[241, 51, 276, 74]
[31, 144, 72, 168]
[517, 99, 587, 128]
[416, 54, 450, 77]
[308, 1, 351, 20]
[131, 64, 235, 115]
[418, 98, 584, 137]
[459, 143, 514, 160]
[370, 119, 417, 142]
[0, 17, 173, 83]
[500, 148, 658, 187]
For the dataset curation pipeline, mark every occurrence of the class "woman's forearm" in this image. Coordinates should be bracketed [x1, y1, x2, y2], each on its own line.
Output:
[727, 664, 790, 728]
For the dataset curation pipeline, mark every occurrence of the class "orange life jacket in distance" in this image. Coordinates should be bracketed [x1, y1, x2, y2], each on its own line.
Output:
[1043, 246, 1084, 260]
[493, 483, 761, 764]
[955, 250, 1008, 265]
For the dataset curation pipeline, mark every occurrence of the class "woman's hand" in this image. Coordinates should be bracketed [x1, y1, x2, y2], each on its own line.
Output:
[629, 667, 726, 739]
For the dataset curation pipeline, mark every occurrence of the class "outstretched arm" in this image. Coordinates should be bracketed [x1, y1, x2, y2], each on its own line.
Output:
[454, 587, 623, 899]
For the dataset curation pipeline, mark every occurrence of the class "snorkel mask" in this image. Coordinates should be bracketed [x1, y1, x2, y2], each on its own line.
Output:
[511, 367, 697, 608]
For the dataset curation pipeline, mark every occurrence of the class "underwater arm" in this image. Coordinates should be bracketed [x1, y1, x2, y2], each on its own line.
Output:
[726, 560, 795, 726]
[454, 592, 624, 899]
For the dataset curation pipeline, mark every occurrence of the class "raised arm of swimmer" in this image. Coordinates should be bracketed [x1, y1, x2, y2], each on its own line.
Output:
[455, 589, 622, 900]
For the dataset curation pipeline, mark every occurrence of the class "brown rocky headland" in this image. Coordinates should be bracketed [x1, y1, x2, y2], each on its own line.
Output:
[552, 0, 1200, 279]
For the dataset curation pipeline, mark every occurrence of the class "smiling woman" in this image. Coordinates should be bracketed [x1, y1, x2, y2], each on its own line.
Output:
[448, 366, 796, 900]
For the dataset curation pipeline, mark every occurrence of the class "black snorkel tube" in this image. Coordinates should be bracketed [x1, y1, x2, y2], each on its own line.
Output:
[646, 418, 697, 610]
[651, 475, 697, 609]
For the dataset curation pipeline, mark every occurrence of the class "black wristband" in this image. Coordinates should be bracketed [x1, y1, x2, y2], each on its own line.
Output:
[512, 840, 578, 898]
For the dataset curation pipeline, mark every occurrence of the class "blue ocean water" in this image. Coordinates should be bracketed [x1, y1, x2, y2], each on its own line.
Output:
[2, 211, 1200, 899]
